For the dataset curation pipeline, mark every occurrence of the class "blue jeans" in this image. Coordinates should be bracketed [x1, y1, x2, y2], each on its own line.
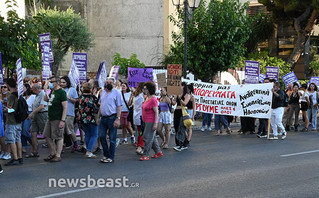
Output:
[307, 107, 317, 130]
[82, 123, 98, 152]
[214, 115, 228, 130]
[21, 111, 32, 147]
[99, 115, 117, 160]
[202, 113, 213, 127]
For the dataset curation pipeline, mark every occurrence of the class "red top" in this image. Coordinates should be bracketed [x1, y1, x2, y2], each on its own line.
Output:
[142, 96, 158, 123]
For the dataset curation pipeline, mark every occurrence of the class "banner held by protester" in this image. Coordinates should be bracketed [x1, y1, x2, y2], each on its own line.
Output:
[184, 79, 273, 119]
[127, 67, 153, 87]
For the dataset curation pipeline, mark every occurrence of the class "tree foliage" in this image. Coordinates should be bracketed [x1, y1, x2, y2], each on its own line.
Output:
[164, 0, 251, 82]
[258, 0, 319, 66]
[0, 0, 41, 72]
[112, 53, 145, 76]
[33, 7, 94, 75]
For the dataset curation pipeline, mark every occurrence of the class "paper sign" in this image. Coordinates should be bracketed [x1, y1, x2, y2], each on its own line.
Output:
[266, 66, 279, 82]
[96, 61, 108, 88]
[73, 52, 87, 83]
[282, 71, 300, 87]
[245, 60, 260, 84]
[68, 60, 80, 88]
[127, 67, 153, 87]
[308, 77, 319, 87]
[167, 64, 182, 95]
[156, 73, 166, 88]
[39, 33, 54, 62]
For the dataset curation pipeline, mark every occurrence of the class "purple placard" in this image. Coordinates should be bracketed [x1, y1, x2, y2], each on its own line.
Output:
[73, 52, 87, 83]
[308, 77, 319, 87]
[96, 61, 107, 88]
[259, 74, 266, 83]
[244, 60, 260, 84]
[39, 33, 54, 62]
[266, 66, 279, 82]
[42, 43, 51, 80]
[0, 52, 3, 85]
[282, 71, 300, 87]
[127, 67, 153, 87]
[109, 66, 120, 80]
[16, 59, 24, 97]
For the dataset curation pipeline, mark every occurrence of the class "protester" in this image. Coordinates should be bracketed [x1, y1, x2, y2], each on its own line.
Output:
[0, 100, 6, 160]
[201, 113, 213, 132]
[306, 83, 318, 131]
[270, 82, 287, 140]
[4, 78, 23, 166]
[139, 82, 162, 161]
[257, 78, 270, 138]
[215, 114, 231, 135]
[0, 84, 9, 129]
[78, 82, 99, 158]
[120, 82, 135, 144]
[186, 84, 195, 145]
[43, 76, 68, 162]
[300, 84, 309, 132]
[60, 76, 79, 152]
[157, 87, 172, 149]
[285, 82, 301, 132]
[172, 82, 190, 151]
[26, 83, 48, 158]
[98, 77, 122, 163]
[132, 82, 145, 155]
[115, 79, 122, 92]
[91, 80, 103, 154]
[21, 84, 34, 152]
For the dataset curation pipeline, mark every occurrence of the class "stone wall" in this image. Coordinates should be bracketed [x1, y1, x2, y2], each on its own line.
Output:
[51, 0, 164, 76]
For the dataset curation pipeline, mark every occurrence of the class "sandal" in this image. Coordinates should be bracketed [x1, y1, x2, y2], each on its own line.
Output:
[100, 157, 113, 163]
[44, 154, 55, 162]
[139, 156, 149, 161]
[26, 152, 40, 158]
[215, 130, 221, 136]
[87, 153, 96, 158]
[162, 144, 169, 149]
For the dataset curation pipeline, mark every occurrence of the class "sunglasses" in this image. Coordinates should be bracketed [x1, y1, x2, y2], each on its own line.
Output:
[1, 86, 7, 89]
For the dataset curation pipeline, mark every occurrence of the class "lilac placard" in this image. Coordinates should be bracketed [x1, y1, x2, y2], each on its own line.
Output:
[73, 52, 87, 83]
[127, 67, 153, 87]
[96, 61, 107, 88]
[0, 52, 3, 85]
[244, 60, 260, 84]
[68, 60, 80, 88]
[109, 66, 120, 80]
[16, 59, 24, 97]
[39, 33, 54, 62]
[259, 74, 266, 83]
[282, 72, 300, 87]
[42, 43, 51, 80]
[308, 77, 319, 87]
[266, 66, 279, 82]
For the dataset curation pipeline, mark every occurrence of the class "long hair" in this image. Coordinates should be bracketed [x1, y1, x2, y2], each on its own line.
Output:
[134, 82, 144, 97]
[60, 76, 71, 88]
[23, 84, 32, 96]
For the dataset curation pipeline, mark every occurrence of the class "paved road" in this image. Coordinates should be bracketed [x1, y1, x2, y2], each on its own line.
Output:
[1, 127, 319, 198]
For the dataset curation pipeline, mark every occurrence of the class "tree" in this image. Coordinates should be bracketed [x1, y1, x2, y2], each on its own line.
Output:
[258, 0, 319, 67]
[112, 53, 145, 76]
[164, 0, 251, 82]
[0, 0, 41, 74]
[33, 7, 94, 75]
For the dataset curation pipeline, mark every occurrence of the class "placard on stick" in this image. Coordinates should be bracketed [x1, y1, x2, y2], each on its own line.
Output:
[156, 73, 167, 88]
[167, 64, 182, 95]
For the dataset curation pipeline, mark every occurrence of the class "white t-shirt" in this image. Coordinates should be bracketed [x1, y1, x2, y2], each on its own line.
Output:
[24, 95, 36, 112]
[133, 93, 144, 125]
[301, 91, 308, 102]
[121, 92, 131, 112]
[307, 91, 318, 106]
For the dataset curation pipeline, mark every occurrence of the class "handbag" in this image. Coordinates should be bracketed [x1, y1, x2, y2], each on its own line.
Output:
[181, 105, 193, 129]
[122, 92, 134, 123]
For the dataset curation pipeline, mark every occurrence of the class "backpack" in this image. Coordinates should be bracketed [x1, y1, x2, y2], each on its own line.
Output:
[283, 91, 289, 107]
[14, 94, 29, 123]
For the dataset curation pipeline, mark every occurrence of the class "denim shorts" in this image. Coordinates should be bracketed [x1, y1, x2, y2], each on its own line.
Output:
[5, 124, 22, 144]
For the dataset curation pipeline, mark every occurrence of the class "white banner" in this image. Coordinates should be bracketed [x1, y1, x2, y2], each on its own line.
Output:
[184, 80, 273, 119]
[68, 60, 80, 88]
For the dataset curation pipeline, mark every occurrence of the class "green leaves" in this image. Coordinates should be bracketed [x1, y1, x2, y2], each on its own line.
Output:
[112, 53, 145, 76]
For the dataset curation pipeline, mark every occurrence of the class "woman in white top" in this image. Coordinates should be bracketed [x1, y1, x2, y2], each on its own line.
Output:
[129, 82, 145, 155]
[306, 83, 319, 131]
[22, 84, 36, 149]
[120, 83, 135, 144]
[300, 84, 309, 131]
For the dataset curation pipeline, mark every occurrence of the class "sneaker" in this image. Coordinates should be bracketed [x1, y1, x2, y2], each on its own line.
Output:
[181, 146, 188, 151]
[2, 153, 11, 160]
[130, 136, 136, 144]
[5, 159, 19, 166]
[200, 127, 205, 132]
[116, 138, 121, 147]
[0, 165, 3, 173]
[257, 134, 267, 138]
[42, 143, 48, 148]
[269, 136, 278, 140]
[208, 127, 212, 132]
[0, 152, 5, 159]
[93, 147, 101, 154]
[71, 145, 79, 153]
[173, 146, 182, 152]
[18, 158, 23, 164]
[301, 127, 308, 132]
[281, 132, 287, 140]
[121, 140, 128, 145]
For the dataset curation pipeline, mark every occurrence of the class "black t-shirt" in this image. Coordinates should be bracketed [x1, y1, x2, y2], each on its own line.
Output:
[289, 92, 300, 104]
[272, 90, 285, 109]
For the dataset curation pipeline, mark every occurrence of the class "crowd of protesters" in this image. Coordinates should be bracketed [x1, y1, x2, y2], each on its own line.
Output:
[0, 74, 318, 173]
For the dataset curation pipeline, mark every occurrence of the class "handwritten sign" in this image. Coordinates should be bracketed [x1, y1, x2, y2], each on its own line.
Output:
[127, 67, 153, 87]
[266, 66, 279, 82]
[156, 73, 166, 88]
[184, 80, 273, 119]
[167, 64, 182, 95]
[245, 60, 260, 84]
